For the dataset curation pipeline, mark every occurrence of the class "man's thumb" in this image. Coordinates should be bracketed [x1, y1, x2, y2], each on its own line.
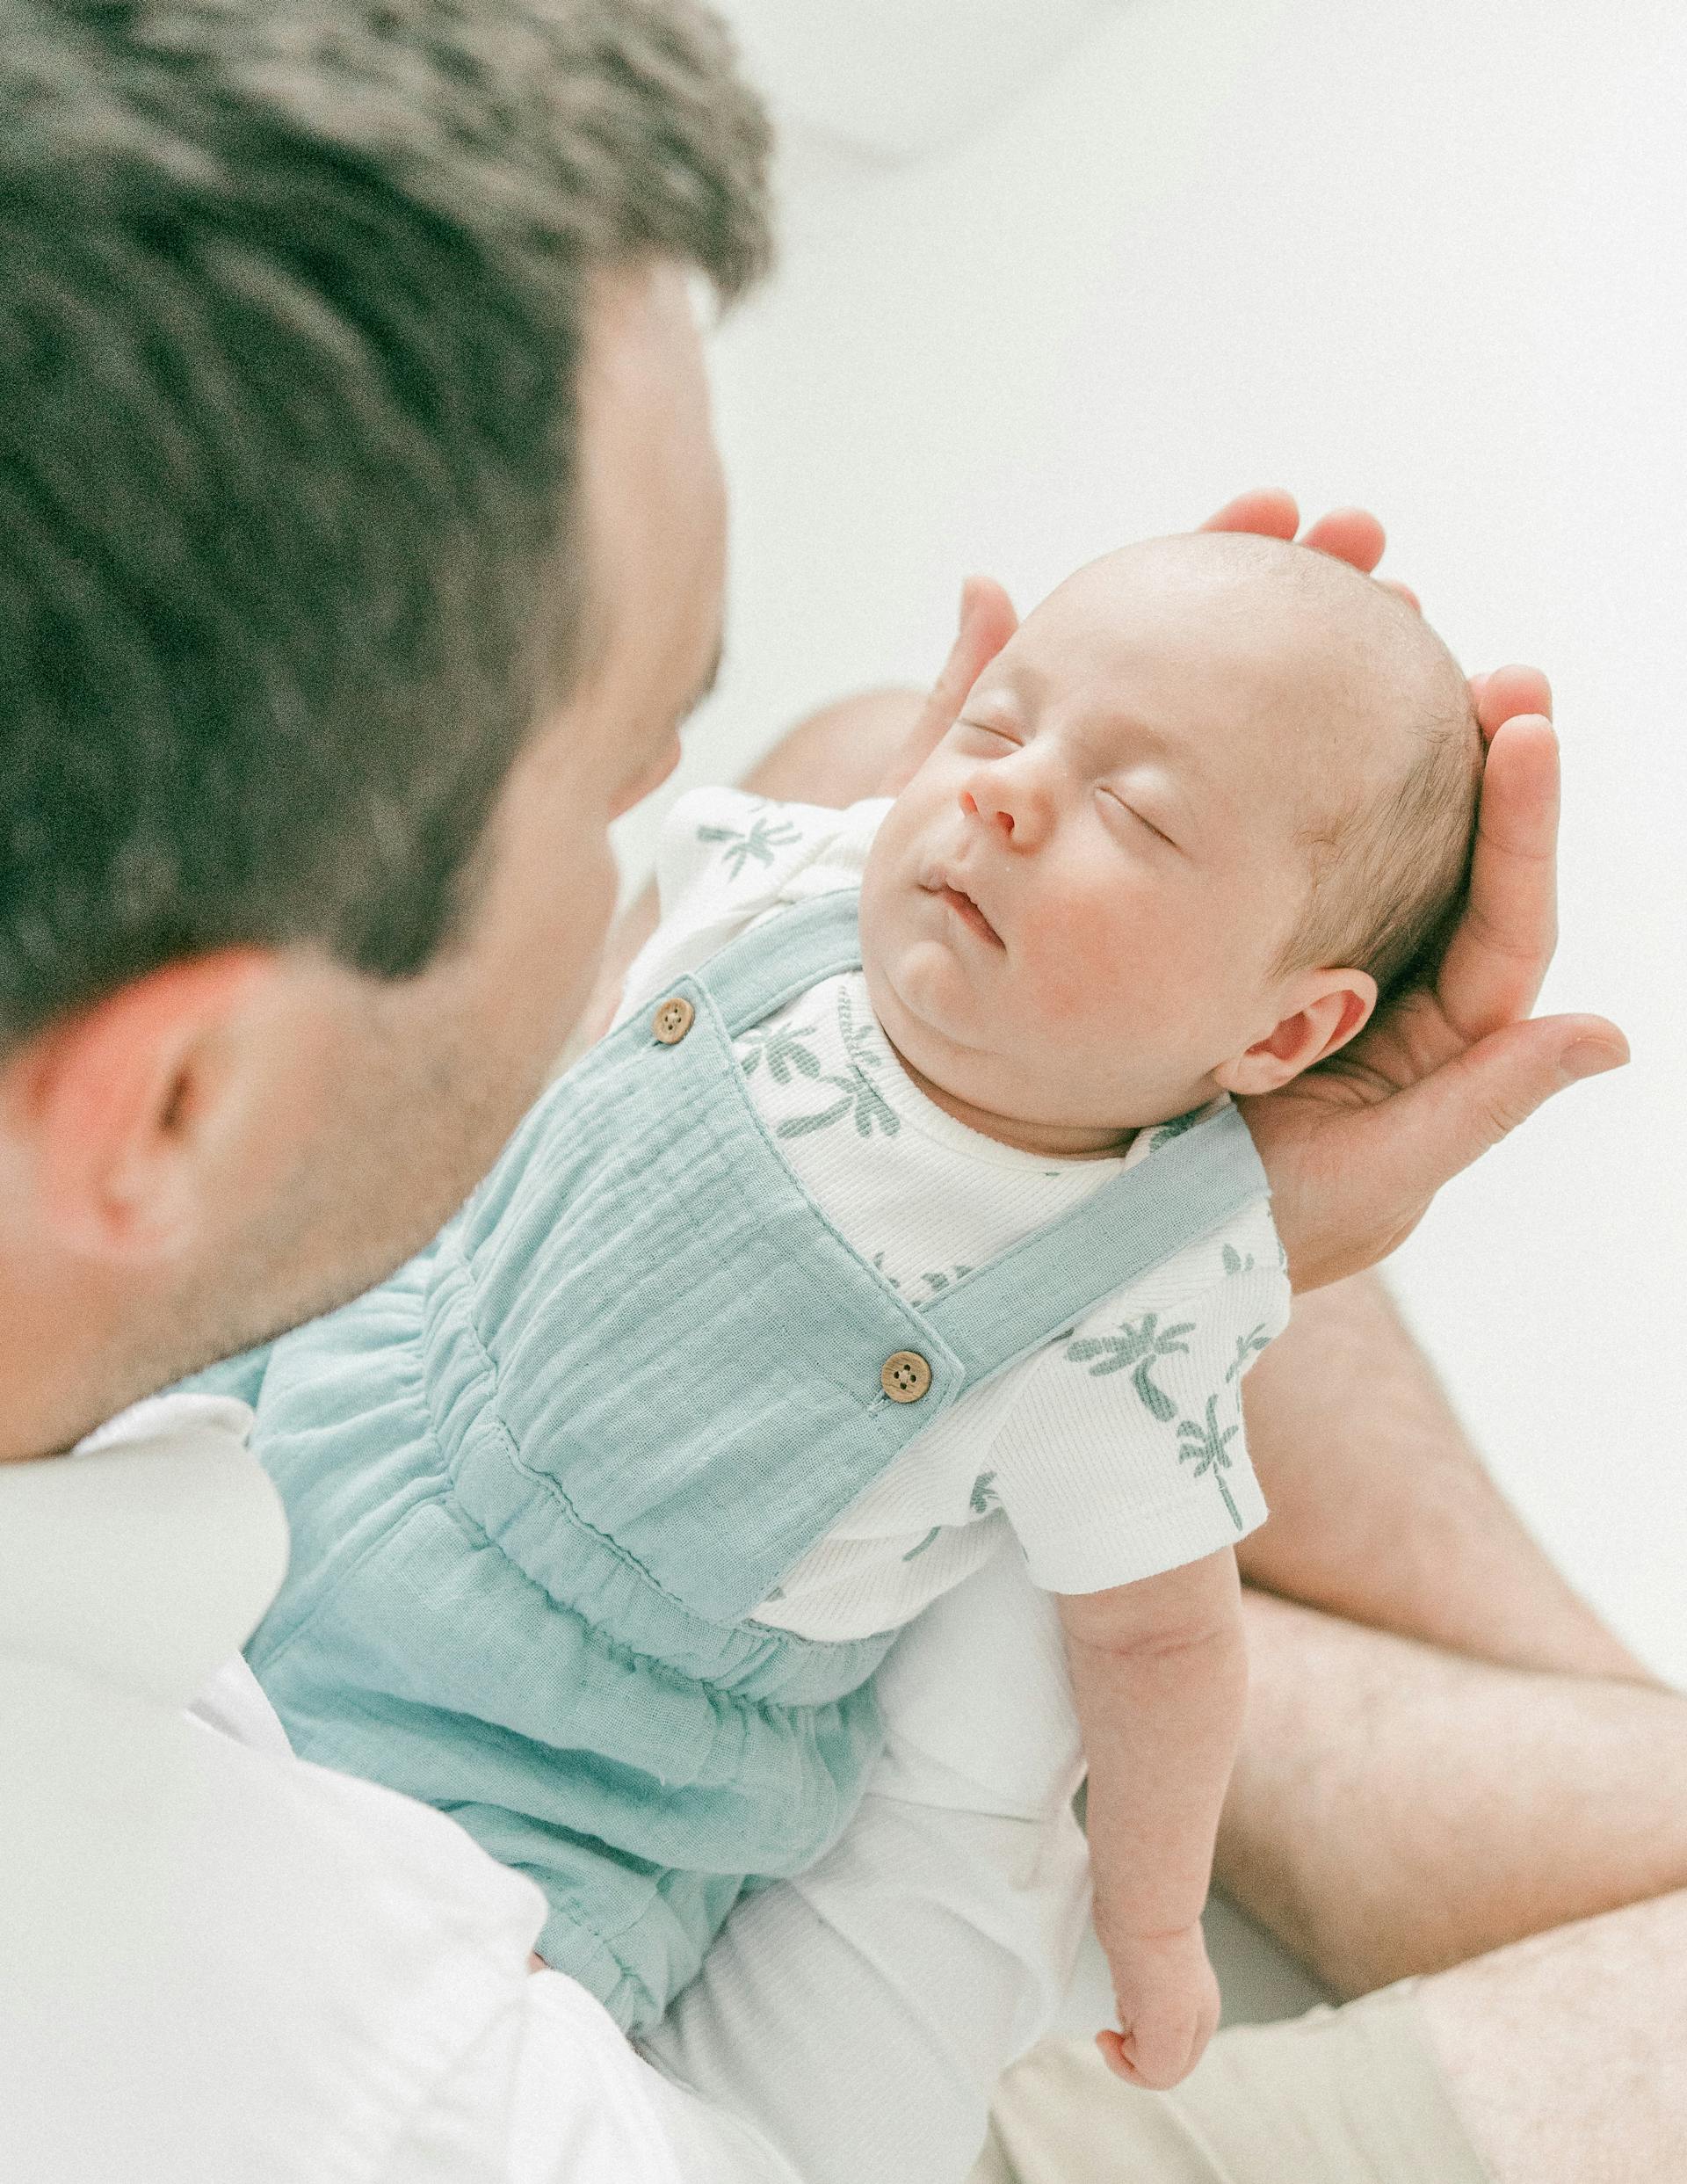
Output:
[1379, 1012, 1628, 1197]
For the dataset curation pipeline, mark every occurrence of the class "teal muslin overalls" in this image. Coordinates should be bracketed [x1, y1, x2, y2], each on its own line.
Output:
[238, 889, 1269, 2035]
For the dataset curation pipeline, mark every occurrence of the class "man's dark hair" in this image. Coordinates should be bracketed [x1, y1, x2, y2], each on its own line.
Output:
[0, 0, 771, 1049]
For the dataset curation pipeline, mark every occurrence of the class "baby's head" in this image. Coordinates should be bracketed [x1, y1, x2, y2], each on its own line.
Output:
[859, 532, 1482, 1151]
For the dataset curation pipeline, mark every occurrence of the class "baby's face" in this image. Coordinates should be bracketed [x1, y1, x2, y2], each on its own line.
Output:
[859, 541, 1387, 1145]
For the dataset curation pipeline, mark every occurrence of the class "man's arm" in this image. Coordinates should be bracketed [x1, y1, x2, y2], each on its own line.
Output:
[1237, 1269, 1654, 1683]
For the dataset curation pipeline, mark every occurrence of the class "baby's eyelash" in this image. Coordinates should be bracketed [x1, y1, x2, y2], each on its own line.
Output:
[1100, 785, 1177, 849]
[957, 718, 1019, 745]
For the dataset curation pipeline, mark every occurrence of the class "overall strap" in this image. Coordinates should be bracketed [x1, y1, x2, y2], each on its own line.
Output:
[920, 1104, 1271, 1387]
[679, 882, 1270, 1397]
[693, 890, 864, 1036]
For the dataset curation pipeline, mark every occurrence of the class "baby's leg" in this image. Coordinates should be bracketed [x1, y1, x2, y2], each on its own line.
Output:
[638, 1536, 1089, 2184]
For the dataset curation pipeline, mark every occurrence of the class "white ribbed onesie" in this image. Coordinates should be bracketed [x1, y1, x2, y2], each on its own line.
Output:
[616, 787, 1290, 1641]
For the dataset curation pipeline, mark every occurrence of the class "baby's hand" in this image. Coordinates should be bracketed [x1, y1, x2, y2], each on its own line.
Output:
[1095, 1922, 1220, 2091]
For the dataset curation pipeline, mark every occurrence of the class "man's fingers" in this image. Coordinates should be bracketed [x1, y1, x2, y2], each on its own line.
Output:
[1198, 495, 1408, 592]
[1473, 662, 1553, 736]
[1377, 577, 1422, 613]
[1343, 1012, 1627, 1237]
[935, 576, 1017, 722]
[1199, 487, 1300, 540]
[1297, 506, 1386, 572]
[1437, 714, 1560, 1034]
[881, 574, 1017, 795]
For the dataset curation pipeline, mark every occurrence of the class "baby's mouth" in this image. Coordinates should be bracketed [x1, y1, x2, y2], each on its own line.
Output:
[931, 876, 1004, 949]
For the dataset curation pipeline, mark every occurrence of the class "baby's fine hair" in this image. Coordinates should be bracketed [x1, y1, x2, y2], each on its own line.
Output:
[1262, 545, 1485, 1002]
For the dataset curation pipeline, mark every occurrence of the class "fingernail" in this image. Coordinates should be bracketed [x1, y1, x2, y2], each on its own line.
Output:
[1560, 1041, 1625, 1086]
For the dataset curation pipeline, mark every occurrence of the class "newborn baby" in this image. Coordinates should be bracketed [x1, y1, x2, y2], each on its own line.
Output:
[234, 532, 1481, 2089]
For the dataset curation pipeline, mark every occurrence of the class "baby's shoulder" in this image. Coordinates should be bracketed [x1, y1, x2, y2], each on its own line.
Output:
[661, 787, 884, 910]
[1056, 1180, 1288, 1365]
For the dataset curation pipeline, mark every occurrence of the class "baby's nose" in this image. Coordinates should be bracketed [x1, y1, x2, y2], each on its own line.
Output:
[960, 787, 1016, 837]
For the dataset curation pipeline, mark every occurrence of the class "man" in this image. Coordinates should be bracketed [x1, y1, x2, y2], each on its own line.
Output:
[0, 4, 1654, 2180]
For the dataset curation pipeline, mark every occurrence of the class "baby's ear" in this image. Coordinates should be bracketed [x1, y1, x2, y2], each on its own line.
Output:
[1212, 969, 1378, 1097]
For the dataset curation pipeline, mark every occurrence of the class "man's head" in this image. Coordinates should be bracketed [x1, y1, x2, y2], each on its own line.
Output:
[0, 0, 771, 1456]
[861, 533, 1481, 1150]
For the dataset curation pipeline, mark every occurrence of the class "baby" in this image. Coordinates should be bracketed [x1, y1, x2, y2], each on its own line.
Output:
[233, 531, 1481, 2088]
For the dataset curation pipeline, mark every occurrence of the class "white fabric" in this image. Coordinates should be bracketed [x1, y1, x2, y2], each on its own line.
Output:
[618, 786, 1290, 1638]
[0, 1393, 1088, 2183]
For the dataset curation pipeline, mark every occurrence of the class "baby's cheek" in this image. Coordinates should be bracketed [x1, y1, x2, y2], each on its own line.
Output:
[1025, 881, 1198, 1048]
[1026, 912, 1126, 1027]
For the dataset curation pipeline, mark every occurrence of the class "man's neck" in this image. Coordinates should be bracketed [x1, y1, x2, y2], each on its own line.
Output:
[0, 1263, 147, 1462]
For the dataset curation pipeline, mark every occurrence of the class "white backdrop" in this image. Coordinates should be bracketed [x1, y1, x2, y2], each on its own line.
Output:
[615, 0, 1687, 1681]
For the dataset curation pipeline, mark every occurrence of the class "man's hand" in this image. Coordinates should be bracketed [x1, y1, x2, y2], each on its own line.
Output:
[1202, 490, 1627, 1289]
[890, 488, 1626, 1288]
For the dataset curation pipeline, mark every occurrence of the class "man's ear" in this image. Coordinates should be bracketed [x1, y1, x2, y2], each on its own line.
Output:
[1212, 968, 1379, 1097]
[880, 573, 1019, 794]
[7, 951, 279, 1259]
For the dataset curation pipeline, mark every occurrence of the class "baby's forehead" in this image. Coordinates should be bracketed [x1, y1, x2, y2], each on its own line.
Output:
[1036, 532, 1378, 652]
[1018, 533, 1448, 802]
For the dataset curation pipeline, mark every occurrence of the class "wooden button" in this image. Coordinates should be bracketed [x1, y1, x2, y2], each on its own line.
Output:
[881, 1350, 932, 1404]
[652, 995, 695, 1045]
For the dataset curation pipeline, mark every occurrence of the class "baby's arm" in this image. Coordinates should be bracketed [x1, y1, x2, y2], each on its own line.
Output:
[1057, 1546, 1247, 2090]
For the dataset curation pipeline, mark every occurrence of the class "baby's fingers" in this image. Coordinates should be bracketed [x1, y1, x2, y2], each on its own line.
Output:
[1096, 2028, 1136, 2083]
[1097, 2014, 1202, 2093]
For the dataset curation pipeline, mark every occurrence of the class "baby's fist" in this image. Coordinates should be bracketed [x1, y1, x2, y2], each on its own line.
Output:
[1097, 1923, 1220, 2091]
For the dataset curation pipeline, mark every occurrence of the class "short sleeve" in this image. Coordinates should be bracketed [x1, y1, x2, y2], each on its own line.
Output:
[986, 1196, 1290, 1594]
[618, 789, 887, 1022]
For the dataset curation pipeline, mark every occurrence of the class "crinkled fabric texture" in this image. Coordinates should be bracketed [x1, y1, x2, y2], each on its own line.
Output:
[243, 892, 1268, 2033]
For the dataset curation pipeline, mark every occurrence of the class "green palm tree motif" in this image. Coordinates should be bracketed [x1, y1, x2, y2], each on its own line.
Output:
[697, 810, 803, 880]
[776, 983, 901, 1141]
[776, 1070, 900, 1140]
[901, 1525, 943, 1562]
[1224, 1322, 1272, 1383]
[1220, 1242, 1256, 1277]
[738, 1019, 822, 1085]
[1063, 1311, 1195, 1422]
[969, 1471, 999, 1514]
[1148, 1107, 1206, 1150]
[1177, 1394, 1243, 1531]
[916, 1263, 974, 1302]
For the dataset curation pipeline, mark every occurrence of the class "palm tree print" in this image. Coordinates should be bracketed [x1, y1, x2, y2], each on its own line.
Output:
[738, 1019, 822, 1085]
[1063, 1311, 1195, 1422]
[1224, 1321, 1272, 1383]
[1177, 1394, 1243, 1531]
[1220, 1243, 1256, 1277]
[1148, 1107, 1207, 1150]
[901, 1525, 943, 1562]
[776, 983, 900, 1142]
[969, 1472, 999, 1514]
[697, 809, 803, 880]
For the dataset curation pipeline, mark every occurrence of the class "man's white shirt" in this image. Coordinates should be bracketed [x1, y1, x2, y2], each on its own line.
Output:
[0, 1395, 1088, 2183]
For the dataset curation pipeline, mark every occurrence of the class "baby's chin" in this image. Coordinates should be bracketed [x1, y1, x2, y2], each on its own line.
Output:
[863, 956, 1131, 1153]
